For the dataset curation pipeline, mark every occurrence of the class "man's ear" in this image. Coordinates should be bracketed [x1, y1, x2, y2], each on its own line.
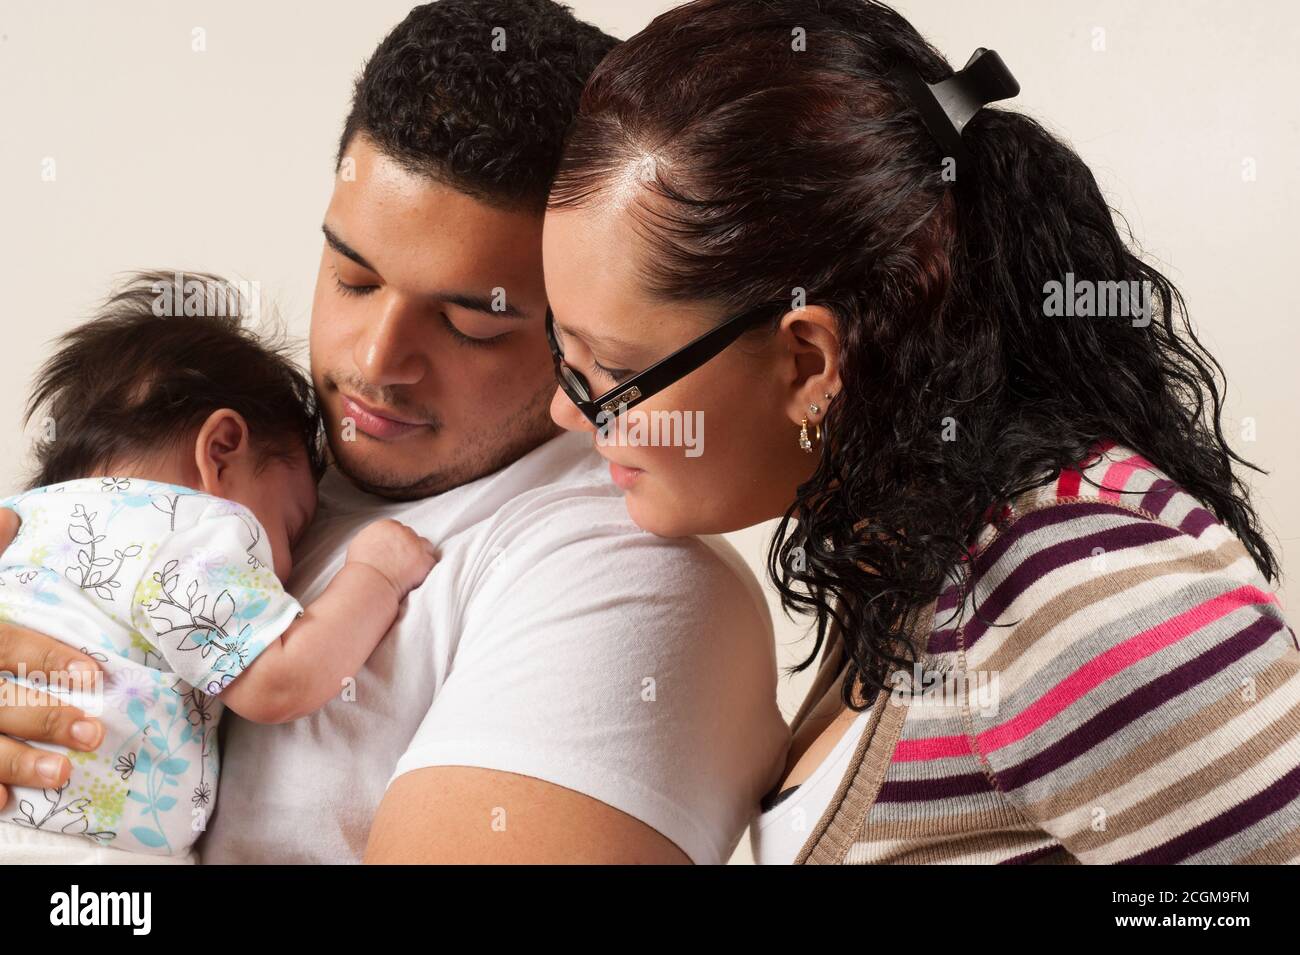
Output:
[775, 304, 842, 427]
[193, 409, 252, 496]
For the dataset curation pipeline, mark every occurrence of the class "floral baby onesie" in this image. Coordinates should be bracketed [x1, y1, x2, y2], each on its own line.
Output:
[0, 477, 303, 856]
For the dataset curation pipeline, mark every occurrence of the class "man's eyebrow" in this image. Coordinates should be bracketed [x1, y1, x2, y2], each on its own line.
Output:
[322, 224, 530, 319]
[439, 292, 527, 319]
[321, 224, 376, 272]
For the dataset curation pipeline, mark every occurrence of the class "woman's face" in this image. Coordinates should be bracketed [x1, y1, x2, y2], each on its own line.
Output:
[543, 199, 835, 538]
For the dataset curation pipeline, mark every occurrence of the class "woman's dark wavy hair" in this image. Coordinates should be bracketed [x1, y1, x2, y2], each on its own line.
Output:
[549, 0, 1278, 708]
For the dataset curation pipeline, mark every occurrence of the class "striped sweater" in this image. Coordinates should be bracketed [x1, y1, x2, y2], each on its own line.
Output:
[795, 442, 1299, 864]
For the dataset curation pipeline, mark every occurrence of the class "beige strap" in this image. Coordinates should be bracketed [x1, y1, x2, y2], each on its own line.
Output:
[794, 599, 938, 865]
[786, 617, 847, 740]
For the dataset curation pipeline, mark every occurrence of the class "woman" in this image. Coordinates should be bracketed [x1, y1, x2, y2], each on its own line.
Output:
[543, 0, 1299, 863]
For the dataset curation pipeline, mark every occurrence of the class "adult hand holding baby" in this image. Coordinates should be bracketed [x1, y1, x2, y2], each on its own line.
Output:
[0, 510, 105, 808]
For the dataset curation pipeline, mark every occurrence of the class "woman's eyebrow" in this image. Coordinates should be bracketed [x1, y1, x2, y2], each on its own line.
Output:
[554, 319, 642, 354]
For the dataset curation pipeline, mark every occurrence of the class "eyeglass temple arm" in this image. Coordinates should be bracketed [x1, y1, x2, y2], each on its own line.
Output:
[588, 305, 776, 413]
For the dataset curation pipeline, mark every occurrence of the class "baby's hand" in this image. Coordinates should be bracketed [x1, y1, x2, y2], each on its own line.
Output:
[346, 519, 438, 599]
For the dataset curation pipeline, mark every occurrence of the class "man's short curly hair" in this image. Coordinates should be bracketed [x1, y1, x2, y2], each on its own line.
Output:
[338, 0, 618, 213]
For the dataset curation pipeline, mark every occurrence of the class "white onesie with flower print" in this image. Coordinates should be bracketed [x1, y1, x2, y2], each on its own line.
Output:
[0, 477, 302, 862]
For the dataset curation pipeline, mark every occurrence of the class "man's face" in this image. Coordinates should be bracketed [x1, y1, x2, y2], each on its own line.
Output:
[309, 134, 559, 500]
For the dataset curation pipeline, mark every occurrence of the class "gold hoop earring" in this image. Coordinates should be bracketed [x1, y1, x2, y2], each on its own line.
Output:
[798, 417, 822, 453]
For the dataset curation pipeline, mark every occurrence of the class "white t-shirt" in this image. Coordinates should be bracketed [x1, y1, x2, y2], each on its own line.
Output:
[749, 706, 871, 865]
[200, 431, 790, 865]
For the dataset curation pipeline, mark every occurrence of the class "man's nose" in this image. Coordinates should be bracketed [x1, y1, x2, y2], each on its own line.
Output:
[354, 294, 425, 387]
[550, 386, 595, 433]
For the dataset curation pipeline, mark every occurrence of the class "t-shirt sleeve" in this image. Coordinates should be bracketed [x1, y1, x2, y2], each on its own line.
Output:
[961, 500, 1300, 864]
[131, 500, 303, 696]
[389, 498, 789, 865]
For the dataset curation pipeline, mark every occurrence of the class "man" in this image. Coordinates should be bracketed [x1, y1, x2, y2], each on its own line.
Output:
[0, 0, 788, 864]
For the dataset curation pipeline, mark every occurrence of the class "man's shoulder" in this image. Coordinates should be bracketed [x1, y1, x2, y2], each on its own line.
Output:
[315, 433, 772, 634]
[489, 479, 771, 632]
[448, 434, 761, 600]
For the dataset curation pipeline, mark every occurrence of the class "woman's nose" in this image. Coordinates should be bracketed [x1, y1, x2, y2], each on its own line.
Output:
[550, 386, 594, 433]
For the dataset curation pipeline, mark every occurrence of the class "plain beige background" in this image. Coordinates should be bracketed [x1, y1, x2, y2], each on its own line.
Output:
[1, 1, 1296, 864]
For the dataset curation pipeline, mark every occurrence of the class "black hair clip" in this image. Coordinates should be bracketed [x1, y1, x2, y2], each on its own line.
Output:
[891, 48, 1020, 171]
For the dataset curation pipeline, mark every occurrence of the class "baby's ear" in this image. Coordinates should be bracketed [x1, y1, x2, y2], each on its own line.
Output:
[194, 408, 252, 492]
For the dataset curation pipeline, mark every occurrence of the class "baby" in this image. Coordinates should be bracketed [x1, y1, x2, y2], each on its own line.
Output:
[0, 271, 436, 862]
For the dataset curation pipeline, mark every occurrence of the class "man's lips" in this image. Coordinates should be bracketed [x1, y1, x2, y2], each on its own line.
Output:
[339, 393, 429, 441]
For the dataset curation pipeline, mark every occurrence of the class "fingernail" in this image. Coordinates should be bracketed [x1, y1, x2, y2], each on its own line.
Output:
[66, 660, 96, 673]
[70, 720, 99, 746]
[36, 754, 64, 783]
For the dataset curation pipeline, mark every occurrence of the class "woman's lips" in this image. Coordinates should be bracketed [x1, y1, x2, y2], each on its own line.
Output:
[340, 394, 427, 441]
[608, 461, 645, 491]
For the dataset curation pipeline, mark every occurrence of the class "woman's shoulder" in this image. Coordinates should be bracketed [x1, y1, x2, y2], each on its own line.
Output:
[972, 440, 1234, 553]
[966, 440, 1262, 585]
[932, 444, 1300, 863]
[944, 439, 1290, 670]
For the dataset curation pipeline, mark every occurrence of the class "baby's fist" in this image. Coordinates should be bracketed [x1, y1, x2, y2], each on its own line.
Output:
[346, 519, 437, 599]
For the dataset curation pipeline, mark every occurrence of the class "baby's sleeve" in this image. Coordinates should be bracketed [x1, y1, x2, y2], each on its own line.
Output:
[131, 501, 303, 695]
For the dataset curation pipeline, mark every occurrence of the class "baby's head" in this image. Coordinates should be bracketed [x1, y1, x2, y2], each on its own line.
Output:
[25, 271, 328, 582]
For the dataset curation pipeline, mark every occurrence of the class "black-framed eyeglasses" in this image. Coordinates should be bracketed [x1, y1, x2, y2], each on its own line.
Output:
[546, 303, 780, 426]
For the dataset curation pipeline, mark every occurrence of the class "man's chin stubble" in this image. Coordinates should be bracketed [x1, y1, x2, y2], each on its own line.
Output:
[326, 386, 561, 501]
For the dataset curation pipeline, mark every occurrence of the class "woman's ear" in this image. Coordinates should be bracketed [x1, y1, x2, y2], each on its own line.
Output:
[193, 409, 252, 496]
[776, 304, 842, 426]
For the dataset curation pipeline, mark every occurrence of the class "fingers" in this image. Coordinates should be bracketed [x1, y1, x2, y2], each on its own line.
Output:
[393, 520, 437, 560]
[0, 681, 87, 808]
[0, 734, 73, 804]
[0, 674, 104, 753]
[402, 523, 437, 559]
[0, 621, 101, 681]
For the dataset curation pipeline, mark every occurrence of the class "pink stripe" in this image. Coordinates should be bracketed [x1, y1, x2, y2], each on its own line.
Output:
[975, 585, 1275, 754]
[894, 734, 973, 762]
[1098, 453, 1153, 503]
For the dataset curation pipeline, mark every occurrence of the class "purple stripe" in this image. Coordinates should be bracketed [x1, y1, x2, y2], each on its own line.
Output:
[876, 771, 994, 803]
[1139, 479, 1178, 519]
[991, 613, 1285, 792]
[956, 520, 1184, 651]
[973, 500, 1154, 579]
[1179, 507, 1217, 538]
[927, 629, 962, 656]
[936, 585, 963, 615]
[1120, 762, 1300, 864]
[1000, 844, 1065, 864]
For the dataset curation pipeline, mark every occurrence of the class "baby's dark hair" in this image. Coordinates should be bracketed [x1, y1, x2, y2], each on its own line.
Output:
[24, 270, 327, 490]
